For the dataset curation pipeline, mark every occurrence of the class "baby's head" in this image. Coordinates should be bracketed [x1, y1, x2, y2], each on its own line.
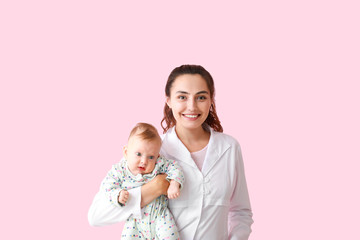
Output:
[123, 123, 162, 175]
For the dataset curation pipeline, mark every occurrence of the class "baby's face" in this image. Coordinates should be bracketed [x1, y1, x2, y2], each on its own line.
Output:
[123, 135, 161, 175]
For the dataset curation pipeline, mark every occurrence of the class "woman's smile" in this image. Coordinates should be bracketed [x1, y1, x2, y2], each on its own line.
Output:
[182, 114, 201, 120]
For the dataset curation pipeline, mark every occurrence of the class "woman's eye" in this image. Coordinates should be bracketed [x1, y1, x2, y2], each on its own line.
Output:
[198, 96, 207, 100]
[178, 96, 186, 100]
[135, 152, 141, 156]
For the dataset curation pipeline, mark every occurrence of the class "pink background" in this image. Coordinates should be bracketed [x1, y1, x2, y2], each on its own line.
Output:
[1, 1, 359, 239]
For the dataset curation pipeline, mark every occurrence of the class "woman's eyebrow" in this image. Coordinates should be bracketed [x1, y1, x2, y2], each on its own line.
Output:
[175, 91, 189, 94]
[175, 90, 209, 95]
[196, 91, 209, 95]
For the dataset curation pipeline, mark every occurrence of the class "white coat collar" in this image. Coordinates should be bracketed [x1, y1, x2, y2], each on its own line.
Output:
[161, 126, 231, 176]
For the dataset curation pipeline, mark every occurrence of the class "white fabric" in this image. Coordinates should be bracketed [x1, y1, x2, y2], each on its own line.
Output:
[88, 126, 253, 240]
[190, 144, 207, 171]
[88, 187, 141, 226]
[161, 127, 253, 240]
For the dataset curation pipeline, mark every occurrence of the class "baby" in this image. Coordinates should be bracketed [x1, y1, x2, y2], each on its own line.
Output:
[101, 123, 184, 240]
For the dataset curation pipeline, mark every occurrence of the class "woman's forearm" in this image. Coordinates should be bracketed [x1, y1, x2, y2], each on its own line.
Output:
[140, 183, 161, 208]
[140, 174, 169, 208]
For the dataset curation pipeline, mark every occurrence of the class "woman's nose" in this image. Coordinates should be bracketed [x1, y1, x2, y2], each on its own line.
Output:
[187, 98, 196, 111]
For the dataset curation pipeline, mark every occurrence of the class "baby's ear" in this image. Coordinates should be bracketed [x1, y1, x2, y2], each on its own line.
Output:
[123, 145, 128, 159]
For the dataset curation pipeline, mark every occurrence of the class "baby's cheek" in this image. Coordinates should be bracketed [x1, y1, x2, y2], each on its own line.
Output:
[149, 163, 156, 172]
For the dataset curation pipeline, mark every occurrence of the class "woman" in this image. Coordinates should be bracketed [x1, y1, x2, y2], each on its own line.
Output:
[88, 65, 253, 239]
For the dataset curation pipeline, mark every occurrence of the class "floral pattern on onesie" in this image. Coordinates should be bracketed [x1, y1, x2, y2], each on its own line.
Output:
[100, 156, 184, 240]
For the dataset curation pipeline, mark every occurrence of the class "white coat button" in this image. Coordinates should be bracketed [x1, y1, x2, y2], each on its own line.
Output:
[204, 177, 210, 183]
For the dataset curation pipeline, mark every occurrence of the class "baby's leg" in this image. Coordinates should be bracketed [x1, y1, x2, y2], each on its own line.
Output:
[155, 208, 180, 240]
[121, 217, 152, 240]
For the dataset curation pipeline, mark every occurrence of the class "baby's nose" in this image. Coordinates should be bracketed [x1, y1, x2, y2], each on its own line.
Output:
[140, 157, 147, 165]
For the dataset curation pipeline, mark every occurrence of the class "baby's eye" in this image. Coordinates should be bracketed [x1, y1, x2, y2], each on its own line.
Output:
[135, 152, 141, 156]
[149, 156, 155, 160]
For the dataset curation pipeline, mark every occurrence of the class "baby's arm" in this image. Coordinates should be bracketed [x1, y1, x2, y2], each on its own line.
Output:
[158, 156, 185, 197]
[167, 180, 180, 199]
[118, 190, 129, 205]
[101, 162, 126, 207]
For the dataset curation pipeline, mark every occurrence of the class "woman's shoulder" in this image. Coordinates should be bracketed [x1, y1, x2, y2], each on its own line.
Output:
[160, 127, 175, 144]
[160, 127, 241, 145]
[212, 130, 241, 147]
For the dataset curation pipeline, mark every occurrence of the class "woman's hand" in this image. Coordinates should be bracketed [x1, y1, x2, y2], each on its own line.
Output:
[153, 174, 171, 195]
[141, 174, 170, 208]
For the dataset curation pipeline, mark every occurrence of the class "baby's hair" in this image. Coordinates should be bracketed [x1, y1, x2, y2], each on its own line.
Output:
[128, 122, 161, 142]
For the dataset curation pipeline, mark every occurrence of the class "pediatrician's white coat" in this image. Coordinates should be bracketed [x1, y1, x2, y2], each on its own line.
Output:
[88, 126, 253, 240]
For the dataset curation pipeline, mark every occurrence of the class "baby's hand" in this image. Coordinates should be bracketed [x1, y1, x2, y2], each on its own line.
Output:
[118, 190, 129, 205]
[167, 180, 181, 199]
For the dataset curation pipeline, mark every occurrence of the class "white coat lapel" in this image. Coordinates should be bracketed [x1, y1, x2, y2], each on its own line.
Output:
[161, 127, 198, 170]
[202, 128, 231, 176]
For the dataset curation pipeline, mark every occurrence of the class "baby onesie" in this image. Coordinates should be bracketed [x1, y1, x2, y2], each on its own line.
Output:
[101, 156, 185, 240]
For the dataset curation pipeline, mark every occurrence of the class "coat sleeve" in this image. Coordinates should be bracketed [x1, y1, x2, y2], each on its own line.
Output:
[88, 162, 142, 226]
[228, 143, 254, 240]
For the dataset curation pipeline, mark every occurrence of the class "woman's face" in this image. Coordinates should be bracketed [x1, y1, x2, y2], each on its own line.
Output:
[166, 74, 212, 131]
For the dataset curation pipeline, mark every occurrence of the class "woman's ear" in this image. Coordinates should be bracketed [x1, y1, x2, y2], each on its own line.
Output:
[123, 145, 128, 159]
[166, 97, 171, 108]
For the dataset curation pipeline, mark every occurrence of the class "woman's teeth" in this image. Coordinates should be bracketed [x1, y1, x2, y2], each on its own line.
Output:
[184, 114, 198, 118]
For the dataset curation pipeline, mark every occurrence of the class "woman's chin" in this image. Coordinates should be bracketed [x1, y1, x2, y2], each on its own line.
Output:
[177, 122, 204, 131]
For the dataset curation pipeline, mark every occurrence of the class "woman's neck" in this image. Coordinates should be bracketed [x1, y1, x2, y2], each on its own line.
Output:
[175, 125, 210, 153]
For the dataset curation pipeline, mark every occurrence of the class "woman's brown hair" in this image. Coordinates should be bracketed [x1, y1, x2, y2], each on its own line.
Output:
[161, 64, 223, 133]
